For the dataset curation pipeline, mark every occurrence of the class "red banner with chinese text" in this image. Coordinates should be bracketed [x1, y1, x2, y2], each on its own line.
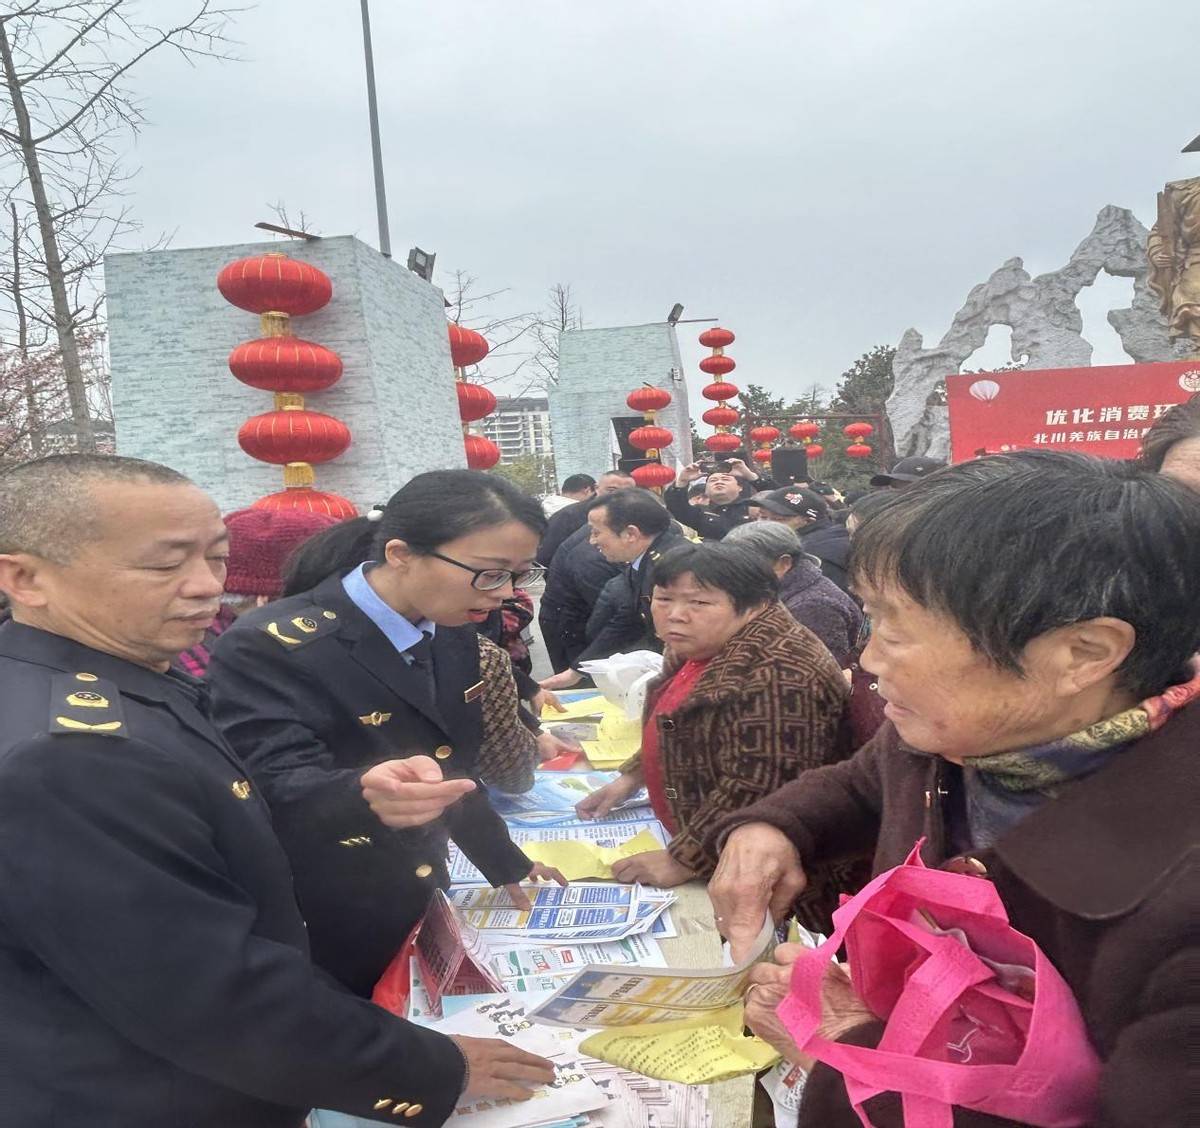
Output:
[946, 361, 1200, 463]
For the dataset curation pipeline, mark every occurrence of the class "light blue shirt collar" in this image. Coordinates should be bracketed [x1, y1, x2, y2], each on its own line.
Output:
[342, 563, 436, 659]
[630, 551, 647, 573]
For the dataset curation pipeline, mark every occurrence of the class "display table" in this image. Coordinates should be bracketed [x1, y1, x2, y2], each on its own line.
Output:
[657, 882, 756, 1128]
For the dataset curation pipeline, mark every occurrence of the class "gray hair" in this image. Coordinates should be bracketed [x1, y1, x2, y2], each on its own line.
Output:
[725, 520, 805, 561]
[0, 454, 191, 563]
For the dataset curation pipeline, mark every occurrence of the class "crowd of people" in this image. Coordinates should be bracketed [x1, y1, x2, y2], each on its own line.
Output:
[0, 391, 1195, 1127]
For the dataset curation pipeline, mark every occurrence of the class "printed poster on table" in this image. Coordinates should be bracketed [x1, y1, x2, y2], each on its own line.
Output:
[946, 360, 1200, 463]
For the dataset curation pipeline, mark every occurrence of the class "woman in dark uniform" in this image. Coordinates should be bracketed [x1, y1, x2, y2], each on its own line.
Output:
[208, 470, 563, 996]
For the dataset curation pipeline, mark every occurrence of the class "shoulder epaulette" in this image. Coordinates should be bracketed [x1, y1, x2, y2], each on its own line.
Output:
[48, 672, 127, 738]
[260, 606, 341, 650]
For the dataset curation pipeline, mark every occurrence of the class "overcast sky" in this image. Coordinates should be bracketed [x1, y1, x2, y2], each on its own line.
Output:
[125, 0, 1197, 404]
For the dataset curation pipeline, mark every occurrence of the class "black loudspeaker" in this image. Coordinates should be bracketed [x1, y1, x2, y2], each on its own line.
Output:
[770, 446, 809, 486]
[611, 416, 649, 474]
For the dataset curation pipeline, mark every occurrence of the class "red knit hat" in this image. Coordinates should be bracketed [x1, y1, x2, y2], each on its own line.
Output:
[223, 507, 340, 598]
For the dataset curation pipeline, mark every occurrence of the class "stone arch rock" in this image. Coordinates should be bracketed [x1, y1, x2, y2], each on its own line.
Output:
[888, 205, 1189, 459]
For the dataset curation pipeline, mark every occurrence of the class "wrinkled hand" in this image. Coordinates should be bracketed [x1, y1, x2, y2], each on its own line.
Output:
[450, 1034, 557, 1103]
[611, 848, 694, 888]
[708, 822, 808, 961]
[531, 688, 566, 716]
[360, 756, 476, 829]
[815, 960, 876, 1040]
[536, 730, 581, 763]
[540, 669, 582, 691]
[503, 864, 568, 910]
[575, 773, 641, 821]
[744, 944, 809, 1066]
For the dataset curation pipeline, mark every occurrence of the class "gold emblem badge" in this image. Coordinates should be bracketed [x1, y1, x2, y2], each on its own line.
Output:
[66, 691, 108, 709]
[231, 780, 252, 800]
[265, 622, 302, 645]
[54, 716, 122, 733]
[358, 711, 392, 726]
[291, 616, 319, 634]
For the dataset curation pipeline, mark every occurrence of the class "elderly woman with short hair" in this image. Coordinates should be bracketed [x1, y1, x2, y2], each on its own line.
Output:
[709, 451, 1200, 1127]
[725, 521, 862, 667]
[575, 542, 849, 914]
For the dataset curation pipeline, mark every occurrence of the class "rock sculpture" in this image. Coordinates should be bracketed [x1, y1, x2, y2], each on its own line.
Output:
[889, 205, 1188, 459]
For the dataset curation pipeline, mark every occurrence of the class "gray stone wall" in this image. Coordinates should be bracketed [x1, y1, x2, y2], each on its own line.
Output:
[105, 235, 464, 513]
[549, 323, 693, 481]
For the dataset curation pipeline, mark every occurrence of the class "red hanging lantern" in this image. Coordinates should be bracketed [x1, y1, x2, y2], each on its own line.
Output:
[698, 327, 735, 349]
[702, 381, 740, 402]
[628, 425, 674, 452]
[846, 443, 873, 459]
[704, 433, 742, 453]
[789, 421, 821, 441]
[626, 386, 672, 414]
[464, 433, 501, 470]
[702, 406, 739, 427]
[217, 253, 333, 316]
[844, 421, 875, 439]
[228, 337, 344, 394]
[631, 463, 676, 489]
[805, 443, 824, 458]
[753, 448, 774, 464]
[456, 382, 498, 423]
[237, 409, 352, 465]
[749, 425, 781, 445]
[252, 486, 358, 520]
[699, 354, 736, 377]
[448, 323, 491, 369]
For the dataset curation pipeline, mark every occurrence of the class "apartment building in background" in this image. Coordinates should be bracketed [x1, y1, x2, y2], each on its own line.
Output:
[481, 396, 553, 463]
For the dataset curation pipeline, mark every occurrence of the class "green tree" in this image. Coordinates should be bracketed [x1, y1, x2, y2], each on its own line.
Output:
[489, 454, 556, 497]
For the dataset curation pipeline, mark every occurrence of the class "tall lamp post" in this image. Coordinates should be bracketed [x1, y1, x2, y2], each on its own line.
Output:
[359, 0, 391, 258]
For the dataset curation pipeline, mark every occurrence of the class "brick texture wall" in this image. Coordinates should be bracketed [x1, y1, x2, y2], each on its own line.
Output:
[105, 236, 465, 514]
[549, 323, 693, 482]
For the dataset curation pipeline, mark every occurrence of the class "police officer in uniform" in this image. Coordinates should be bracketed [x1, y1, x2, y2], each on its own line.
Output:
[209, 470, 563, 997]
[0, 455, 554, 1128]
[539, 490, 687, 691]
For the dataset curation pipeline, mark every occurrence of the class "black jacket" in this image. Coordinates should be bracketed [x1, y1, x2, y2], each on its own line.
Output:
[539, 525, 621, 658]
[0, 621, 463, 1128]
[800, 517, 852, 593]
[537, 498, 591, 566]
[208, 573, 531, 997]
[663, 476, 776, 540]
[575, 527, 688, 665]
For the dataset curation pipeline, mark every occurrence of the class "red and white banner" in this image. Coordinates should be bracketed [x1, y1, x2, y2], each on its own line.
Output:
[946, 360, 1200, 463]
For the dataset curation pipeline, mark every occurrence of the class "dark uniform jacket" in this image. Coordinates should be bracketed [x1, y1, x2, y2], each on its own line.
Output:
[208, 573, 532, 997]
[539, 524, 621, 670]
[716, 709, 1200, 1128]
[574, 527, 688, 666]
[0, 621, 464, 1128]
[537, 498, 591, 566]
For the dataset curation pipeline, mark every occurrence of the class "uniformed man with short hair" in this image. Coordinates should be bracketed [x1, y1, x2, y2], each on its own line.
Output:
[0, 454, 553, 1128]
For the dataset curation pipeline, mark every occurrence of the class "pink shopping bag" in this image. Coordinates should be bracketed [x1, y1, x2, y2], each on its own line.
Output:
[776, 841, 1101, 1128]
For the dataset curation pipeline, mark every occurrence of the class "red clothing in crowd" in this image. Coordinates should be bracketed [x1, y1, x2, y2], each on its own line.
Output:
[639, 658, 711, 834]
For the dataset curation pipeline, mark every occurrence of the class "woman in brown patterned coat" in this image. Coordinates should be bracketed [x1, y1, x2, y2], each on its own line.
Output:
[576, 542, 849, 904]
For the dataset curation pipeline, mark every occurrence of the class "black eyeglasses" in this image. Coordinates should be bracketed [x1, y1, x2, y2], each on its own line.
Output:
[427, 550, 544, 592]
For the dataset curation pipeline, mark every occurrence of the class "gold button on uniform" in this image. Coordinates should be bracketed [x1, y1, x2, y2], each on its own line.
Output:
[373, 1098, 393, 1111]
[323, 610, 338, 619]
[434, 745, 452, 760]
[404, 1105, 423, 1118]
[414, 864, 434, 879]
[390, 1102, 409, 1115]
[75, 672, 99, 682]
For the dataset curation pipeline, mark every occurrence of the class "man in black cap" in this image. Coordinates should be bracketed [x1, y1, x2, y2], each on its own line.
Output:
[869, 455, 947, 489]
[748, 486, 851, 593]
